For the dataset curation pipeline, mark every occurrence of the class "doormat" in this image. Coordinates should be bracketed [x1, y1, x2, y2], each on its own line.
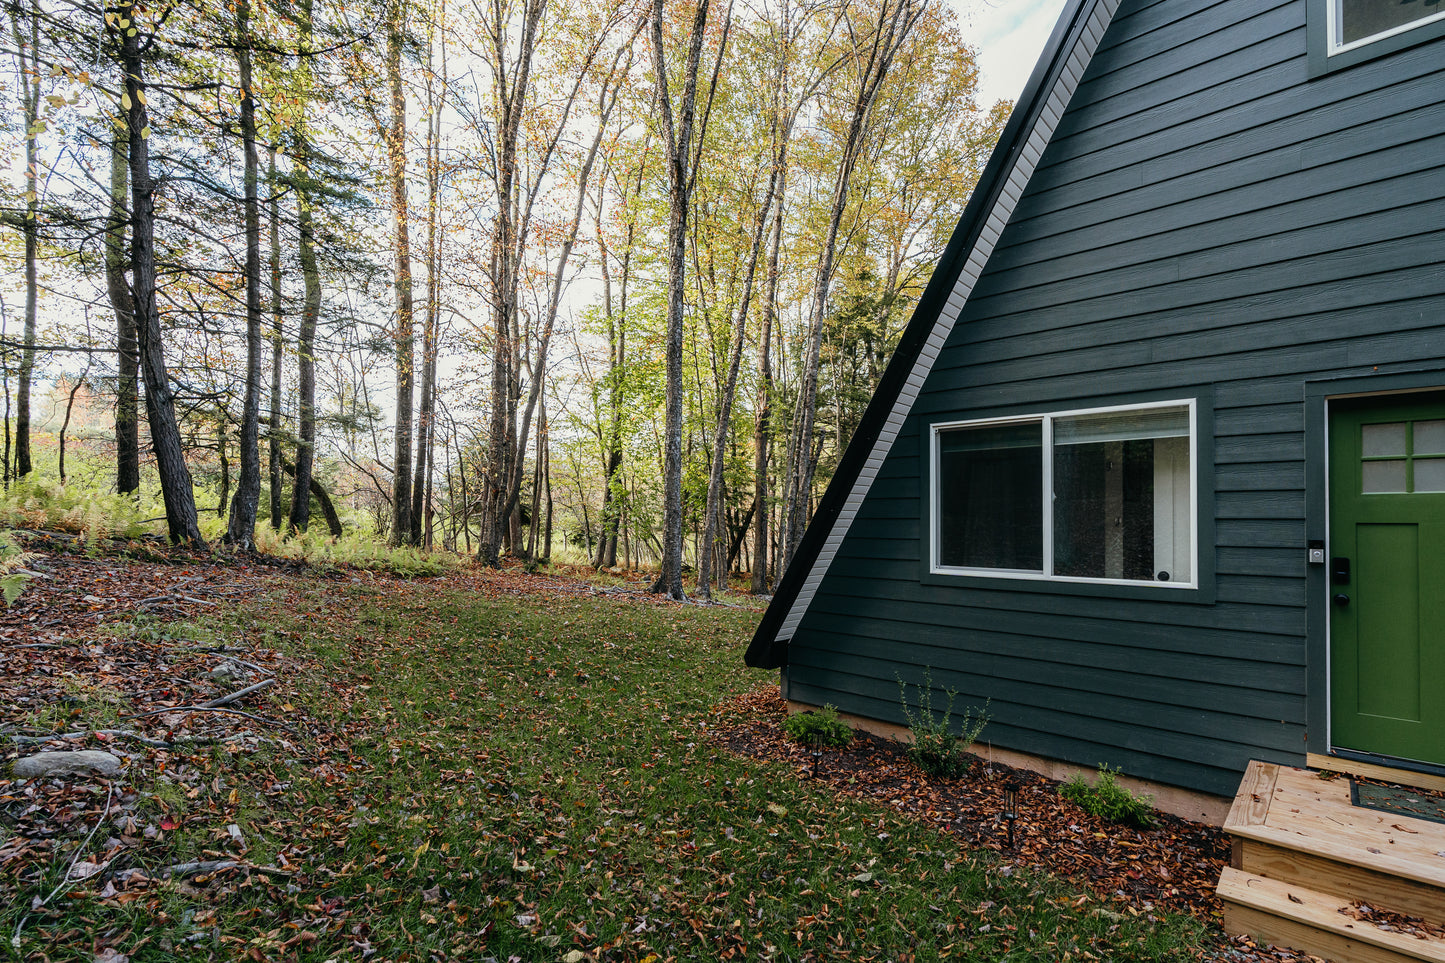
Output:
[1351, 780, 1445, 826]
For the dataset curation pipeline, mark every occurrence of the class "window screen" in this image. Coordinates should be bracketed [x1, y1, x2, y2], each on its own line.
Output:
[1053, 408, 1191, 583]
[937, 422, 1043, 571]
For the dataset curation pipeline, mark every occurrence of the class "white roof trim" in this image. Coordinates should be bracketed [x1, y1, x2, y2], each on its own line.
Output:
[775, 0, 1121, 643]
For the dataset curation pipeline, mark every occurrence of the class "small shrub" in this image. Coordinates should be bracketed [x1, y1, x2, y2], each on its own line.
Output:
[782, 704, 853, 748]
[897, 670, 989, 779]
[1059, 764, 1156, 828]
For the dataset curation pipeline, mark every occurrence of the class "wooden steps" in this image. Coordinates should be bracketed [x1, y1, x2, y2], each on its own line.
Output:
[1218, 761, 1445, 963]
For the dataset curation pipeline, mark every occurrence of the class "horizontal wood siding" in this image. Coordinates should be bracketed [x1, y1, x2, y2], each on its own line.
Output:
[785, 0, 1445, 797]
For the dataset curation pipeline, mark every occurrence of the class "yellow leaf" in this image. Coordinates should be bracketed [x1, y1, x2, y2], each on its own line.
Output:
[137, 90, 147, 106]
[140, 126, 150, 140]
[127, 27, 136, 37]
[121, 92, 131, 110]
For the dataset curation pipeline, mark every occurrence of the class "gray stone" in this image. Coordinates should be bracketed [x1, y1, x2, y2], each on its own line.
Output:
[208, 663, 244, 682]
[12, 750, 123, 779]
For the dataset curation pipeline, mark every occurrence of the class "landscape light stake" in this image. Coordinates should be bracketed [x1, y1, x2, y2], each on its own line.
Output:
[1003, 780, 1020, 848]
[810, 734, 826, 779]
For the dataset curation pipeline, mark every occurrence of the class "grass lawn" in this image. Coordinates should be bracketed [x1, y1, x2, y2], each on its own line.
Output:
[3, 566, 1217, 961]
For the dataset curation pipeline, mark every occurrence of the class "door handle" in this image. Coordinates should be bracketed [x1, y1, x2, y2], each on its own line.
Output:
[1333, 593, 1350, 606]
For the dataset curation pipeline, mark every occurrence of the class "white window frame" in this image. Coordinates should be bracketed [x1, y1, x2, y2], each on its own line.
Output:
[930, 398, 1199, 589]
[1327, 0, 1445, 56]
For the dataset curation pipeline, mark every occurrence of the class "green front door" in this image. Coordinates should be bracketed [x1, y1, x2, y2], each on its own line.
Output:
[1329, 396, 1445, 768]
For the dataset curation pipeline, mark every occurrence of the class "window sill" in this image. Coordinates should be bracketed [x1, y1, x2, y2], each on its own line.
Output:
[919, 565, 1216, 605]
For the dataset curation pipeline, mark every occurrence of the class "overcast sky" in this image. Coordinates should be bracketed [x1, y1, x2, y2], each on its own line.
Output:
[955, 0, 1071, 108]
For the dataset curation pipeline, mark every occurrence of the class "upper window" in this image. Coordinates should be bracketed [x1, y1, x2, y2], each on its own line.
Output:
[932, 401, 1196, 588]
[1326, 0, 1445, 56]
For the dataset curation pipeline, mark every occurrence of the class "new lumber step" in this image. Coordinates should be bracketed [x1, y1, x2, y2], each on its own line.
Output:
[1224, 761, 1445, 909]
[1219, 867, 1445, 963]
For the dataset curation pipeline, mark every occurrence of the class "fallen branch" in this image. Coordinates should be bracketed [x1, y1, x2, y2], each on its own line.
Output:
[9, 729, 225, 749]
[121, 705, 294, 731]
[161, 859, 293, 879]
[202, 678, 274, 708]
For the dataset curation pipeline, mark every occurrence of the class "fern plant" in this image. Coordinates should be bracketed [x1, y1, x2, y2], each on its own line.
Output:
[782, 704, 854, 748]
[0, 532, 41, 606]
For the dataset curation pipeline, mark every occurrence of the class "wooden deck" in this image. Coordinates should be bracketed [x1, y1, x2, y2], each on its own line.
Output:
[1218, 761, 1445, 963]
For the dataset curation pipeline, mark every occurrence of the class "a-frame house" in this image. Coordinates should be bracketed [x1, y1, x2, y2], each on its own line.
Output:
[746, 2, 1445, 952]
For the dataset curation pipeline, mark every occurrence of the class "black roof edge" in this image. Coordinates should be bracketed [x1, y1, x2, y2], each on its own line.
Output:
[744, 0, 1098, 670]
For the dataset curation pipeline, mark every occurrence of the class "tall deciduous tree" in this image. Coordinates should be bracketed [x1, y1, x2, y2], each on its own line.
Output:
[266, 146, 284, 528]
[385, 0, 415, 545]
[9, 1, 39, 478]
[411, 0, 447, 546]
[649, 0, 730, 598]
[469, 0, 629, 566]
[782, 0, 925, 569]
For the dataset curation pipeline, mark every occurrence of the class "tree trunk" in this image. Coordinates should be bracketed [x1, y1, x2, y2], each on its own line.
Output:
[752, 168, 785, 593]
[121, 12, 205, 545]
[59, 366, 90, 483]
[412, 0, 446, 546]
[477, 0, 541, 567]
[592, 158, 639, 570]
[267, 147, 284, 529]
[282, 458, 343, 537]
[386, 0, 415, 546]
[479, 6, 626, 565]
[10, 4, 38, 478]
[289, 0, 322, 535]
[649, 0, 727, 599]
[107, 126, 139, 494]
[225, 0, 264, 550]
[542, 396, 553, 560]
[217, 417, 229, 518]
[697, 152, 779, 597]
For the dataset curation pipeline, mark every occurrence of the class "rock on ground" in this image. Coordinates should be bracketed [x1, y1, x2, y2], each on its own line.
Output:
[11, 750, 123, 778]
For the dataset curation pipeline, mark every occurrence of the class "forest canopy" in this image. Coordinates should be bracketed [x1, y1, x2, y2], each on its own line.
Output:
[0, 0, 1009, 596]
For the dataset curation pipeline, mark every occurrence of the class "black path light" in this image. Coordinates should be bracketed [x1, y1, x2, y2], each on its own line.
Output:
[1002, 779, 1021, 848]
[810, 733, 827, 779]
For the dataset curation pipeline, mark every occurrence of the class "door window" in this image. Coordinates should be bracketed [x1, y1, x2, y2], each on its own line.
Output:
[1359, 419, 1445, 494]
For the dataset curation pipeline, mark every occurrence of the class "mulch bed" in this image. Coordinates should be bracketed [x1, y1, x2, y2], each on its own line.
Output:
[709, 684, 1329, 963]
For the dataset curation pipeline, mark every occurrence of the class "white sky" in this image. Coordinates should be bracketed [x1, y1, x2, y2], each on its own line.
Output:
[953, 0, 1071, 108]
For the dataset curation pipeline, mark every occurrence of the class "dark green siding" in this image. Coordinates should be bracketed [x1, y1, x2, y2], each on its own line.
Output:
[784, 0, 1445, 797]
